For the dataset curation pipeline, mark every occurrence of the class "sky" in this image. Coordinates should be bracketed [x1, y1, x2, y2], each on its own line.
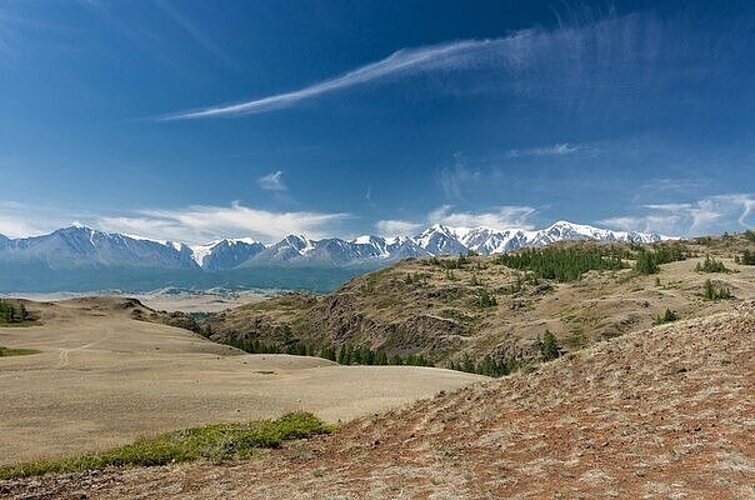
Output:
[0, 0, 753, 244]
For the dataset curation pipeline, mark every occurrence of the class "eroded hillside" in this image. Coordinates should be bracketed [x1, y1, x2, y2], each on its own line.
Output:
[202, 235, 755, 371]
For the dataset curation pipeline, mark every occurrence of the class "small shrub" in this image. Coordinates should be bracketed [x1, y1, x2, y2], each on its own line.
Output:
[539, 330, 561, 361]
[478, 289, 497, 308]
[653, 308, 679, 325]
[695, 255, 729, 273]
[740, 249, 755, 265]
[702, 279, 733, 301]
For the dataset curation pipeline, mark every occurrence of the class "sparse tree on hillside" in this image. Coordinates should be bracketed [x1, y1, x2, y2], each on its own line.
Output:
[539, 330, 561, 361]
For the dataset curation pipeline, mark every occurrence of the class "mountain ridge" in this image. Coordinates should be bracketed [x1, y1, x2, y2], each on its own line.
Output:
[0, 221, 665, 272]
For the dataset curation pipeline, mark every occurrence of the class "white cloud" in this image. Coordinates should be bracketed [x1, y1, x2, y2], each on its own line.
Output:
[507, 143, 581, 158]
[375, 205, 536, 237]
[99, 202, 350, 244]
[162, 39, 500, 119]
[257, 171, 287, 191]
[428, 205, 536, 230]
[436, 157, 480, 200]
[151, 0, 236, 68]
[0, 202, 79, 238]
[375, 219, 423, 237]
[161, 10, 670, 120]
[601, 193, 755, 236]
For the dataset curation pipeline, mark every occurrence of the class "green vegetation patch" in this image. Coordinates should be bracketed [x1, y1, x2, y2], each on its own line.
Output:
[695, 255, 730, 273]
[634, 242, 687, 275]
[0, 412, 334, 480]
[702, 279, 734, 301]
[495, 246, 627, 282]
[0, 345, 41, 357]
[735, 249, 755, 265]
[653, 308, 679, 325]
[0, 300, 35, 327]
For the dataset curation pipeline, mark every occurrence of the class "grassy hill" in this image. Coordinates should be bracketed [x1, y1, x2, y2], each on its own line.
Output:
[199, 234, 755, 373]
[4, 300, 752, 498]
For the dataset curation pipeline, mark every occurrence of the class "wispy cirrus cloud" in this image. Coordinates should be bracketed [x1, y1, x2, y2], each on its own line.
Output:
[151, 0, 236, 68]
[601, 193, 755, 236]
[162, 38, 501, 119]
[161, 9, 684, 120]
[257, 171, 287, 191]
[435, 161, 480, 201]
[375, 219, 423, 237]
[507, 143, 581, 158]
[429, 205, 536, 230]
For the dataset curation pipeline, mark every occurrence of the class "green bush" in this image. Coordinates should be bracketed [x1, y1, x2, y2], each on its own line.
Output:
[653, 308, 679, 325]
[0, 300, 27, 324]
[0, 412, 334, 480]
[539, 330, 561, 361]
[477, 289, 497, 308]
[740, 249, 755, 265]
[702, 279, 733, 301]
[695, 255, 729, 273]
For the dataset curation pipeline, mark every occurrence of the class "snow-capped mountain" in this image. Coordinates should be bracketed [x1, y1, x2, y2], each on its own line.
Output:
[246, 235, 316, 265]
[190, 239, 265, 271]
[0, 225, 198, 270]
[414, 224, 470, 256]
[0, 221, 664, 273]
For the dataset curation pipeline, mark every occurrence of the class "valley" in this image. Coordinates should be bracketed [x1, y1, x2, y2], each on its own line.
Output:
[0, 298, 482, 466]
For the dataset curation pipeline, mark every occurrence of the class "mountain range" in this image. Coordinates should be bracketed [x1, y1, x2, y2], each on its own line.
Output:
[0, 221, 663, 272]
[0, 221, 664, 271]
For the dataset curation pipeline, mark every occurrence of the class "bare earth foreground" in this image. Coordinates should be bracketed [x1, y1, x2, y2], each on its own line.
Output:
[0, 298, 484, 466]
[4, 302, 752, 499]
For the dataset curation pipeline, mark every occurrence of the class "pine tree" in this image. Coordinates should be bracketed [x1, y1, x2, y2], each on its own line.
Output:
[634, 251, 660, 275]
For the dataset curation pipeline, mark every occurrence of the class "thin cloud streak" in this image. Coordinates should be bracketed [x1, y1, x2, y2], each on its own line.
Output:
[601, 193, 755, 236]
[507, 143, 581, 158]
[162, 39, 497, 120]
[162, 9, 672, 120]
[257, 171, 287, 191]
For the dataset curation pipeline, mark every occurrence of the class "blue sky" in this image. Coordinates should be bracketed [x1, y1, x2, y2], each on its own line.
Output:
[0, 0, 753, 243]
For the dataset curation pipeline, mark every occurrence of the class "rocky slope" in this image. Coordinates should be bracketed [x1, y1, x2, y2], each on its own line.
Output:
[4, 301, 752, 498]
